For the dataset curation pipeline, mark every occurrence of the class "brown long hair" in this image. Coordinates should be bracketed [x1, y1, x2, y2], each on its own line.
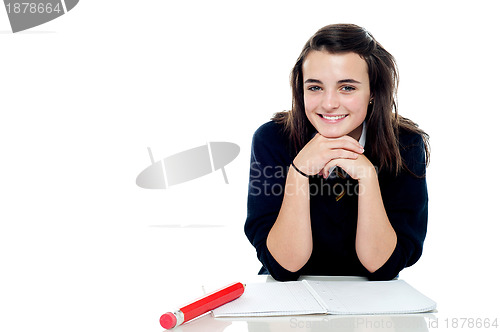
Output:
[273, 24, 429, 174]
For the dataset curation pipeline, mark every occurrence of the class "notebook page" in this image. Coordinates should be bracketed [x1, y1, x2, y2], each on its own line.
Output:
[306, 280, 437, 315]
[212, 281, 327, 317]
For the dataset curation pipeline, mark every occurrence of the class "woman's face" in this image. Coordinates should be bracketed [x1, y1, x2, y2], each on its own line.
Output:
[303, 51, 371, 140]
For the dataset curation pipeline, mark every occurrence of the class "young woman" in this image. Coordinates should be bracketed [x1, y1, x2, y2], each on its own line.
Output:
[244, 24, 430, 281]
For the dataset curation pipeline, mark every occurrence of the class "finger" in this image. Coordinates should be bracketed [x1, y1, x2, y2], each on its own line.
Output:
[322, 165, 332, 179]
[313, 134, 364, 154]
[317, 133, 363, 146]
[322, 159, 353, 179]
[322, 137, 364, 154]
[323, 148, 360, 161]
[322, 160, 340, 179]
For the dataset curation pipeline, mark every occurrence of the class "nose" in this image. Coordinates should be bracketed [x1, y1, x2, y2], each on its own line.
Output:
[321, 90, 340, 110]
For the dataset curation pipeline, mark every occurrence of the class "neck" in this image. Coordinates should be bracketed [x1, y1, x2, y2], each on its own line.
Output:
[348, 123, 364, 142]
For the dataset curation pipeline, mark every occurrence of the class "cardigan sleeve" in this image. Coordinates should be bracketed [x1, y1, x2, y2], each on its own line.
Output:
[365, 131, 429, 281]
[243, 122, 302, 281]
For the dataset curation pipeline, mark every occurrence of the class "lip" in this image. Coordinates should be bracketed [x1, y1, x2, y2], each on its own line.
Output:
[318, 114, 348, 124]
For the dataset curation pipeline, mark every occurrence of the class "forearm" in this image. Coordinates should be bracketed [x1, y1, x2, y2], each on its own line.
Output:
[266, 166, 312, 272]
[356, 168, 397, 273]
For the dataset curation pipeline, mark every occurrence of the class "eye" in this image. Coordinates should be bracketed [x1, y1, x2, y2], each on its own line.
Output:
[340, 86, 356, 92]
[306, 85, 322, 92]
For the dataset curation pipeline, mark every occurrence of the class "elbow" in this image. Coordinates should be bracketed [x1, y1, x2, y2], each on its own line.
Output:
[281, 260, 307, 273]
[356, 249, 394, 274]
[358, 254, 390, 274]
[366, 268, 400, 281]
[271, 250, 310, 273]
[363, 262, 383, 274]
[356, 234, 397, 274]
[364, 241, 419, 281]
[266, 241, 311, 273]
[362, 253, 401, 281]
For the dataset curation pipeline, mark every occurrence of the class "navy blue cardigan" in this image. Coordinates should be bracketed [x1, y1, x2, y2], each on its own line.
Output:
[244, 121, 428, 281]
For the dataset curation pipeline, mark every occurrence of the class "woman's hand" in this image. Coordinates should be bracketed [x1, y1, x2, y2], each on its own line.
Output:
[293, 133, 365, 177]
[321, 153, 376, 181]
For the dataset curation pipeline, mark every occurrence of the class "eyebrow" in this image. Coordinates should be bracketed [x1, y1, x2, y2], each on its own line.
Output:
[304, 78, 362, 84]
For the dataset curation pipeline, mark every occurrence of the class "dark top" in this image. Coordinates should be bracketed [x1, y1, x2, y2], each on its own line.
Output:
[244, 121, 428, 281]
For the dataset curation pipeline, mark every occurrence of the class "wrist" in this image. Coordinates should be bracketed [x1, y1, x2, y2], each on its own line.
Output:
[357, 165, 378, 183]
[291, 161, 313, 178]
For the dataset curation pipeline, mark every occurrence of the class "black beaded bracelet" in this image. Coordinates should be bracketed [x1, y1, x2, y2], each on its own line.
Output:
[291, 162, 312, 178]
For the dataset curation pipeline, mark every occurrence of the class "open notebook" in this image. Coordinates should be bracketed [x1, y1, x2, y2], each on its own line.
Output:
[212, 279, 436, 317]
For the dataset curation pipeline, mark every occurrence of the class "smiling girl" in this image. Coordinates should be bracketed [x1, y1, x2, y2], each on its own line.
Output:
[245, 24, 430, 281]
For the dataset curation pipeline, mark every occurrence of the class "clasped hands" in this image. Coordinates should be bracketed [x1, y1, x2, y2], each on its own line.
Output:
[293, 133, 376, 181]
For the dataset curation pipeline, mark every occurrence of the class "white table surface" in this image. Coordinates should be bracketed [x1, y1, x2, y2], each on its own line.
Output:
[173, 275, 437, 332]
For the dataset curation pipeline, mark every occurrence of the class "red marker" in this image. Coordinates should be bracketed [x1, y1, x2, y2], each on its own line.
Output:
[159, 282, 245, 330]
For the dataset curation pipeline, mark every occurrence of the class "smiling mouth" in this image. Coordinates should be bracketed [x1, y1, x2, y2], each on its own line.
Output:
[319, 114, 348, 121]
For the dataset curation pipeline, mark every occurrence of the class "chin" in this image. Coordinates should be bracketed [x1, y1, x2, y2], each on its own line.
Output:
[317, 128, 347, 139]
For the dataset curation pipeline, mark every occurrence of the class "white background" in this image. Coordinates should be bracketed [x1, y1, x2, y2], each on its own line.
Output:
[1, 1, 499, 331]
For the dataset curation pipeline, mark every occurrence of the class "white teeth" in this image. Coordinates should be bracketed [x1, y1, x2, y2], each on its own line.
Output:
[322, 114, 347, 120]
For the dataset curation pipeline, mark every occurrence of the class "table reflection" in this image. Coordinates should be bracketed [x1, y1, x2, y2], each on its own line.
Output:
[176, 314, 433, 332]
[246, 315, 431, 332]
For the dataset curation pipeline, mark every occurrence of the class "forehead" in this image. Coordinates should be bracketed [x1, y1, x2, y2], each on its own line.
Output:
[302, 51, 369, 81]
